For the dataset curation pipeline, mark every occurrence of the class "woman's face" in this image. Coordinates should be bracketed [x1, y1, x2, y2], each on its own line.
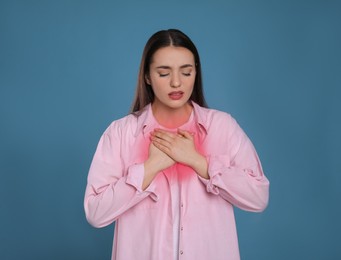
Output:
[147, 46, 196, 113]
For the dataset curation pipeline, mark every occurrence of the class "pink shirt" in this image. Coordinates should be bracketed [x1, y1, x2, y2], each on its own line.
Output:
[84, 102, 269, 260]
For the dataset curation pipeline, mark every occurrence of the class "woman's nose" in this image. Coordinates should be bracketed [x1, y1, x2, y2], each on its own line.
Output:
[170, 73, 181, 88]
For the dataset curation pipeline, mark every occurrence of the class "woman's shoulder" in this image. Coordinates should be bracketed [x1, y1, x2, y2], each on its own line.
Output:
[103, 113, 139, 136]
[194, 104, 236, 127]
[195, 106, 244, 141]
[101, 104, 151, 138]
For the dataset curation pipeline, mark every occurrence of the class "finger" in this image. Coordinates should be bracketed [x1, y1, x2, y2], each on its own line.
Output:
[152, 129, 176, 141]
[153, 128, 175, 135]
[176, 133, 184, 138]
[152, 139, 171, 154]
[151, 133, 172, 148]
[177, 129, 194, 139]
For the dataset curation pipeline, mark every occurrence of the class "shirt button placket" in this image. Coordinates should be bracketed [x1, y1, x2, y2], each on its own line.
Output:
[179, 201, 184, 257]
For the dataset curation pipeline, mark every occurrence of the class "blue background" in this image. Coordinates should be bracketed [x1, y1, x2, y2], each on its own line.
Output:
[1, 0, 340, 259]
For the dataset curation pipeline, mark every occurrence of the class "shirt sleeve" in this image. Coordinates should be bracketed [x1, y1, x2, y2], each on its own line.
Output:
[84, 123, 158, 228]
[199, 114, 270, 212]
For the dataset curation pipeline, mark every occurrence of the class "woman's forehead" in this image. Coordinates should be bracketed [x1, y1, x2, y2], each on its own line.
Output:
[151, 46, 195, 67]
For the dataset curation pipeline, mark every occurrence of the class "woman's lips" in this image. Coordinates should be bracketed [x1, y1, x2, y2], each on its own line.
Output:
[168, 91, 184, 100]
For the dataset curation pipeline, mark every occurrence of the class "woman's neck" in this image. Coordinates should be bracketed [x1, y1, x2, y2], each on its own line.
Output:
[151, 102, 193, 129]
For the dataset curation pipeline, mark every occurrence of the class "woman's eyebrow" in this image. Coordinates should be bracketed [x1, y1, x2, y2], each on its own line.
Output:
[156, 64, 194, 69]
[156, 65, 171, 69]
[180, 64, 194, 69]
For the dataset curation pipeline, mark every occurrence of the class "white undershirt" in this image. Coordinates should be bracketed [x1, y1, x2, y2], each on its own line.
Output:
[170, 166, 181, 260]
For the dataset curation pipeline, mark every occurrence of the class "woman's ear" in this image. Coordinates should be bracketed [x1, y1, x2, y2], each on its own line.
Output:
[145, 74, 151, 85]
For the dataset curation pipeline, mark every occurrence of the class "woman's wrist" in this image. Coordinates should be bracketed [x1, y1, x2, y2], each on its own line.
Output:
[190, 153, 209, 179]
[143, 159, 159, 190]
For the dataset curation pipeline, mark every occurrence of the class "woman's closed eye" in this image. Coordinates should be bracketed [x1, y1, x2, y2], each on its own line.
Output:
[181, 69, 193, 77]
[159, 73, 170, 77]
[157, 69, 170, 77]
[157, 69, 193, 77]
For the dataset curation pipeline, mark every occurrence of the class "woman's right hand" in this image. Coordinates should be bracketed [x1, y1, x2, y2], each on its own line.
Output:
[142, 142, 175, 190]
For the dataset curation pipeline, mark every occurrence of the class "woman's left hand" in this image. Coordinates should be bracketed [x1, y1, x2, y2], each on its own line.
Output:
[150, 128, 209, 178]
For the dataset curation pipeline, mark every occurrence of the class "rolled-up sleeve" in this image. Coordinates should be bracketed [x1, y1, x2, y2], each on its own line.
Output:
[199, 114, 269, 212]
[84, 123, 157, 228]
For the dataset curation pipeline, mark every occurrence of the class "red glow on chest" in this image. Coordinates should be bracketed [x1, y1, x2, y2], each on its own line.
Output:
[134, 130, 205, 183]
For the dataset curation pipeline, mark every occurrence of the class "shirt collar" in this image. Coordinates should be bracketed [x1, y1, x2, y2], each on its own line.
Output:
[134, 101, 208, 138]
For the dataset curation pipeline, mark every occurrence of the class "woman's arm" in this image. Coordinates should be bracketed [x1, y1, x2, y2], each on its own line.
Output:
[148, 116, 269, 212]
[201, 115, 269, 212]
[84, 124, 172, 228]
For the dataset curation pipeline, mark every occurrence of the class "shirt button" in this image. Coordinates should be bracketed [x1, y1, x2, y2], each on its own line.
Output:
[181, 227, 183, 231]
[180, 250, 184, 255]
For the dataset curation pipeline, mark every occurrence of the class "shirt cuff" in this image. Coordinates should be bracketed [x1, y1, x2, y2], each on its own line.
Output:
[125, 163, 159, 201]
[200, 155, 229, 195]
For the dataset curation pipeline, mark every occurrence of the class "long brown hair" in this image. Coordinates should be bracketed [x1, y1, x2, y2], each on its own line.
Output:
[130, 29, 207, 113]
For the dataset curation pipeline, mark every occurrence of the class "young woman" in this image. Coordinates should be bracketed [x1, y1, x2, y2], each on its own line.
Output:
[84, 29, 269, 260]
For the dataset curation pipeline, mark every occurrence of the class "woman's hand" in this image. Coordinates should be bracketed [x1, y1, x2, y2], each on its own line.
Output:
[143, 142, 175, 190]
[150, 128, 209, 179]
